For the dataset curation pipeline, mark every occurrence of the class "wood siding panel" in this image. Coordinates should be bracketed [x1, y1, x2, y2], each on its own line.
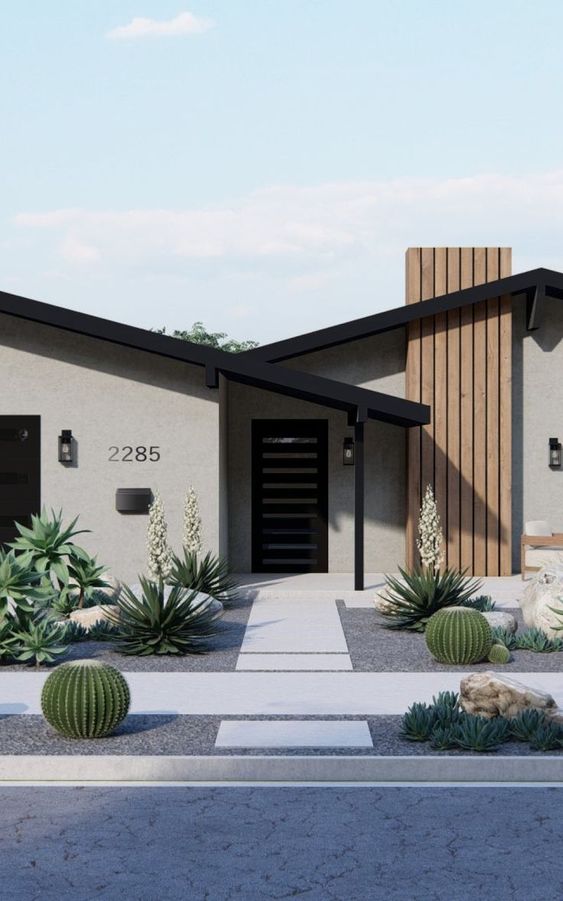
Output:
[405, 246, 512, 575]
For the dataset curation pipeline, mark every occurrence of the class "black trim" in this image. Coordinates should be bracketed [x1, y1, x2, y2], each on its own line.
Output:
[0, 288, 429, 429]
[246, 267, 563, 363]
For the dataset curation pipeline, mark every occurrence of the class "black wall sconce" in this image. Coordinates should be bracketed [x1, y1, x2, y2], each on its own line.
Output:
[58, 429, 74, 465]
[549, 437, 562, 468]
[343, 436, 355, 466]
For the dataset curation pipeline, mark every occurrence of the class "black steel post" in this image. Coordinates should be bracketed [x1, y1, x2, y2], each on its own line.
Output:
[354, 417, 365, 591]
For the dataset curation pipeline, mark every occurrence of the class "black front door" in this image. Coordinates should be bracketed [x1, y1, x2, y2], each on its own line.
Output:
[252, 419, 328, 573]
[0, 416, 40, 545]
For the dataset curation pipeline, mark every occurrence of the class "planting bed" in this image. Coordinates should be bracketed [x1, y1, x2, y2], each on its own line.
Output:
[338, 603, 563, 674]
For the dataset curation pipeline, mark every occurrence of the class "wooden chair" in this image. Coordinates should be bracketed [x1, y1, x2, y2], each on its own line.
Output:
[521, 520, 563, 579]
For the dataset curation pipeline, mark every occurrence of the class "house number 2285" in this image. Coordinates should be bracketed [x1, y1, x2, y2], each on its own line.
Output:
[108, 446, 161, 462]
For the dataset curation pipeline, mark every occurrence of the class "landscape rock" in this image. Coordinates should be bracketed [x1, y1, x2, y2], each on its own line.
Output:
[460, 671, 563, 722]
[480, 611, 517, 634]
[373, 590, 394, 615]
[519, 570, 563, 638]
[69, 604, 120, 630]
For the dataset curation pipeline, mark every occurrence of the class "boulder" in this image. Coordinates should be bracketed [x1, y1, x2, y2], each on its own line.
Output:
[519, 569, 563, 638]
[373, 590, 395, 615]
[460, 671, 563, 722]
[480, 611, 517, 634]
[69, 604, 120, 630]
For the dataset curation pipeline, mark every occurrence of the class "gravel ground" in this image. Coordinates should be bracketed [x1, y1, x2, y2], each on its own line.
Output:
[0, 596, 252, 673]
[339, 603, 563, 673]
[0, 713, 560, 756]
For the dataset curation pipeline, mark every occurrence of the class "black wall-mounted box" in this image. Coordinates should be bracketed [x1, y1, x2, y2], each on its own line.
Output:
[115, 488, 153, 514]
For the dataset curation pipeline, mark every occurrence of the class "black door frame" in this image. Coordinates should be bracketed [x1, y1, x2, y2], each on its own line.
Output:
[0, 415, 41, 545]
[251, 419, 329, 573]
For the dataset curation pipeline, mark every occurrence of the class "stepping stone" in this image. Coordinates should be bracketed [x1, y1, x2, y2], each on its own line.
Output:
[236, 654, 352, 671]
[215, 720, 373, 748]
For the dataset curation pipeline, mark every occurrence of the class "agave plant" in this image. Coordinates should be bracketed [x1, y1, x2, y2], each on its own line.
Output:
[0, 548, 53, 616]
[12, 620, 68, 668]
[379, 567, 483, 631]
[0, 616, 19, 663]
[68, 555, 111, 609]
[10, 508, 91, 590]
[107, 576, 223, 656]
[514, 628, 563, 653]
[169, 550, 239, 605]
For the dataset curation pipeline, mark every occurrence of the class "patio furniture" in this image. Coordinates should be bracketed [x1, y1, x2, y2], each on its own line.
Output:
[520, 520, 563, 579]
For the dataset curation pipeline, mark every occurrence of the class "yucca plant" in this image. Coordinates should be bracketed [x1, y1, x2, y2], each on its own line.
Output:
[12, 620, 68, 668]
[107, 576, 223, 656]
[170, 549, 239, 605]
[10, 509, 91, 590]
[0, 548, 53, 616]
[380, 567, 483, 631]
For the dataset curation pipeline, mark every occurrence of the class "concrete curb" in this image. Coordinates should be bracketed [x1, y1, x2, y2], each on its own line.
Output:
[0, 754, 562, 784]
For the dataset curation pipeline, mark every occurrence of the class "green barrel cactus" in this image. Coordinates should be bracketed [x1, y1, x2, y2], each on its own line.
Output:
[488, 642, 511, 665]
[41, 660, 130, 739]
[425, 607, 492, 665]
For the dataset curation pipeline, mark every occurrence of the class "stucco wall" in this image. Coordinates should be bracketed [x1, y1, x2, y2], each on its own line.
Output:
[227, 330, 407, 572]
[0, 314, 220, 583]
[512, 296, 563, 570]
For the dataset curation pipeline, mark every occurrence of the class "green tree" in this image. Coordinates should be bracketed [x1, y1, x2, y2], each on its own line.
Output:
[153, 322, 258, 353]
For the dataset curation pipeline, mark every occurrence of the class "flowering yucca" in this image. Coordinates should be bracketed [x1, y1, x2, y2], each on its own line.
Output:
[183, 486, 202, 555]
[147, 490, 173, 581]
[416, 484, 444, 573]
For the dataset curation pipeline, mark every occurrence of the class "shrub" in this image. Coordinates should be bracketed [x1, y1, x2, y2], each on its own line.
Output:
[108, 576, 223, 656]
[425, 607, 492, 665]
[488, 643, 511, 665]
[170, 549, 239, 606]
[41, 660, 130, 738]
[380, 567, 483, 631]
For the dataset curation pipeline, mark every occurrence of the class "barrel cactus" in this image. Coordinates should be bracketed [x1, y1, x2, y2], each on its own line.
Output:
[41, 660, 130, 738]
[425, 607, 492, 665]
[488, 642, 511, 665]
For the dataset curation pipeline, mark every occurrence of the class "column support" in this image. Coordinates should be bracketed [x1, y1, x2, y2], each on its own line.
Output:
[354, 414, 365, 592]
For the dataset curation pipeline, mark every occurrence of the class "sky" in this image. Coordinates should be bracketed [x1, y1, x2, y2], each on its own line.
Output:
[3, 1, 563, 344]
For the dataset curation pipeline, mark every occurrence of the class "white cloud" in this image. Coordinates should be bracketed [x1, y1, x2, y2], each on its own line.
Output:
[60, 234, 101, 264]
[106, 11, 215, 41]
[15, 170, 563, 274]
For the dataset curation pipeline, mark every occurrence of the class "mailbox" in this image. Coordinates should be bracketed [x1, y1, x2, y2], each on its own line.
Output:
[115, 488, 153, 514]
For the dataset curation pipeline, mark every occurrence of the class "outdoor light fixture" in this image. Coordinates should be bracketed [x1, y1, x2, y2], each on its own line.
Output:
[58, 429, 74, 464]
[549, 437, 562, 469]
[343, 436, 355, 466]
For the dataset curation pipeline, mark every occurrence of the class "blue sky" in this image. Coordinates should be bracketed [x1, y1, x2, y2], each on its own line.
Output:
[2, 1, 563, 343]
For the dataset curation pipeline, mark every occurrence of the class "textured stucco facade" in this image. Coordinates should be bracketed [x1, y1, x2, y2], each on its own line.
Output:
[0, 314, 220, 583]
[227, 330, 407, 572]
[512, 295, 563, 570]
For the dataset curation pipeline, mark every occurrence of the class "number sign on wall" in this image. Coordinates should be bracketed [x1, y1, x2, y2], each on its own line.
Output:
[108, 446, 161, 462]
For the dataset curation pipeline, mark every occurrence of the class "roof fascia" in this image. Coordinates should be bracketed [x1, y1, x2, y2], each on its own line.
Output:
[248, 267, 563, 363]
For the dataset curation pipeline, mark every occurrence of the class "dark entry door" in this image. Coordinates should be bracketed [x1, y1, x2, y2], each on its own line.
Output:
[252, 419, 328, 573]
[0, 416, 40, 545]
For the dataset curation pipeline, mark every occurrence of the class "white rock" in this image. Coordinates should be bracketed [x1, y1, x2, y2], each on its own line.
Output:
[460, 671, 562, 721]
[373, 590, 395, 615]
[69, 604, 120, 630]
[519, 571, 563, 638]
[480, 611, 517, 634]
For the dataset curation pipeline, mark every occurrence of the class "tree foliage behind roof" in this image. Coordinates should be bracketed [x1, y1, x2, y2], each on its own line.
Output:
[153, 322, 259, 353]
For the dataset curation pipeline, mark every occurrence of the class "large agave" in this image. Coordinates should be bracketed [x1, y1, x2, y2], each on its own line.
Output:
[10, 508, 91, 589]
[169, 550, 239, 606]
[379, 567, 483, 632]
[0, 548, 53, 616]
[107, 576, 223, 656]
[12, 620, 69, 668]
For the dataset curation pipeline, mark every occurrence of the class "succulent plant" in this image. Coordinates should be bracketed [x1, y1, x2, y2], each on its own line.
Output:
[380, 567, 483, 631]
[10, 508, 91, 591]
[508, 709, 548, 742]
[463, 595, 496, 612]
[490, 626, 518, 650]
[514, 629, 563, 653]
[68, 555, 111, 609]
[88, 619, 119, 641]
[0, 549, 53, 616]
[452, 715, 510, 752]
[425, 607, 493, 665]
[488, 643, 511, 665]
[12, 620, 69, 668]
[63, 620, 89, 643]
[527, 721, 563, 751]
[41, 660, 130, 738]
[430, 725, 458, 750]
[170, 549, 239, 606]
[400, 702, 437, 741]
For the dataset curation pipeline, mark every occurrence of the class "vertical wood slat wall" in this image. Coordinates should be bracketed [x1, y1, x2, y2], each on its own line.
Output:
[405, 247, 512, 576]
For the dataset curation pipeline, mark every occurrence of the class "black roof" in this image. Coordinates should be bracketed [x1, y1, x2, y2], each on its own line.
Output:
[0, 288, 429, 429]
[247, 267, 563, 363]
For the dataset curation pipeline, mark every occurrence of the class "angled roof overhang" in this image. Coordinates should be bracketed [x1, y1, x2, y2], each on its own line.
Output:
[0, 288, 429, 429]
[246, 267, 563, 363]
